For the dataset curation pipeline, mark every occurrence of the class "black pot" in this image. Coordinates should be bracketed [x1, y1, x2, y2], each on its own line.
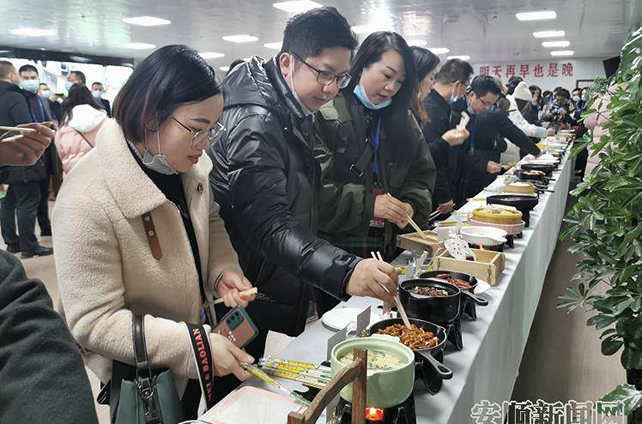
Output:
[521, 163, 556, 177]
[418, 271, 487, 320]
[487, 194, 539, 227]
[515, 169, 555, 183]
[399, 279, 461, 325]
[368, 317, 452, 381]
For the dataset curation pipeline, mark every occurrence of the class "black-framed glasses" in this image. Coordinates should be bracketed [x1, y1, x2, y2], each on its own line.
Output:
[169, 115, 225, 150]
[291, 52, 352, 89]
[479, 97, 497, 109]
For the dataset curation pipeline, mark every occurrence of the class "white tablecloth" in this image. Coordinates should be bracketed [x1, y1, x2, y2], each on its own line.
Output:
[218, 150, 575, 423]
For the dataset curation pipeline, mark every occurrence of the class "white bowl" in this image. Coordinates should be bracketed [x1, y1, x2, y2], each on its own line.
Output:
[460, 226, 508, 247]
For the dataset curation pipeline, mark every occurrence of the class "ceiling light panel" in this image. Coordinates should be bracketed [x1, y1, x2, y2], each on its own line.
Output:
[199, 52, 225, 59]
[222, 34, 259, 43]
[516, 11, 557, 21]
[122, 42, 156, 50]
[272, 1, 322, 13]
[541, 40, 570, 48]
[122, 16, 171, 26]
[10, 28, 55, 37]
[533, 30, 566, 38]
[550, 50, 574, 56]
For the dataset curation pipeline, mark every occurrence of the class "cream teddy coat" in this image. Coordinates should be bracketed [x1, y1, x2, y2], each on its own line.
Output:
[52, 118, 242, 395]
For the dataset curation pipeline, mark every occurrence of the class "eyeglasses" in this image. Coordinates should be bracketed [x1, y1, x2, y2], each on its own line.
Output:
[479, 97, 497, 109]
[169, 115, 225, 150]
[290, 52, 352, 89]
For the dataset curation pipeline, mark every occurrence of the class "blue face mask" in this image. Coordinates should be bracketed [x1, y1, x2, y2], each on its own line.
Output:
[467, 104, 475, 116]
[142, 131, 178, 175]
[65, 80, 73, 91]
[353, 85, 391, 110]
[19, 79, 39, 93]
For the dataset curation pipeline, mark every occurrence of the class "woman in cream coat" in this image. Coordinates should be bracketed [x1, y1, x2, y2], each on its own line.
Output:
[52, 45, 255, 416]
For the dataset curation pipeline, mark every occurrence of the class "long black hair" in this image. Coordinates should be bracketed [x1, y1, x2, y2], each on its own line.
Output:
[113, 45, 222, 143]
[410, 46, 440, 123]
[61, 84, 104, 123]
[346, 31, 417, 140]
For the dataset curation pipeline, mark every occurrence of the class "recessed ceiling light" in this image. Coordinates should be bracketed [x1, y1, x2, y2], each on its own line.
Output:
[550, 50, 574, 56]
[264, 42, 283, 50]
[199, 52, 225, 59]
[10, 28, 56, 37]
[542, 40, 570, 48]
[122, 16, 171, 26]
[533, 30, 566, 38]
[272, 1, 322, 13]
[429, 47, 450, 54]
[351, 24, 393, 35]
[219, 66, 230, 72]
[448, 55, 471, 60]
[408, 39, 427, 47]
[222, 34, 259, 43]
[516, 11, 557, 21]
[69, 55, 91, 63]
[122, 42, 156, 50]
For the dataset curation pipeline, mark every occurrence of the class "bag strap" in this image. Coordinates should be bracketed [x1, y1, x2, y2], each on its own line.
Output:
[72, 128, 94, 149]
[186, 323, 216, 411]
[132, 315, 162, 424]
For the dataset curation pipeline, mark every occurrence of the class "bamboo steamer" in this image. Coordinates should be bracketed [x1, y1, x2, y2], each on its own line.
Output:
[505, 181, 535, 194]
[471, 206, 522, 225]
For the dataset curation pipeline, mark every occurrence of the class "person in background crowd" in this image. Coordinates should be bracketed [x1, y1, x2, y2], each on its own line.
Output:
[208, 7, 399, 401]
[542, 88, 573, 127]
[37, 82, 60, 122]
[18, 64, 58, 238]
[53, 45, 256, 419]
[0, 61, 53, 258]
[54, 85, 108, 174]
[506, 75, 523, 95]
[501, 82, 554, 163]
[421, 58, 472, 215]
[48, 91, 64, 124]
[66, 70, 86, 90]
[570, 87, 586, 122]
[570, 87, 589, 178]
[0, 122, 99, 424]
[409, 46, 440, 126]
[226, 59, 245, 76]
[522, 84, 543, 125]
[91, 81, 111, 117]
[313, 32, 436, 314]
[457, 76, 540, 204]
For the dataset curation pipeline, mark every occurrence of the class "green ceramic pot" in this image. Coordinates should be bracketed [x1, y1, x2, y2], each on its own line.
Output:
[330, 334, 415, 408]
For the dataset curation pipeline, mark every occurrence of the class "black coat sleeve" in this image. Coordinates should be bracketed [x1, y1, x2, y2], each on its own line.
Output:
[223, 115, 360, 300]
[422, 106, 454, 205]
[5, 92, 33, 125]
[0, 251, 99, 424]
[497, 112, 541, 156]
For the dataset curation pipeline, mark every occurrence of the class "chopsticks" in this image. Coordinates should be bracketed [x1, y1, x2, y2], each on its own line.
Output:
[372, 251, 412, 330]
[201, 287, 258, 307]
[0, 125, 37, 133]
[370, 252, 391, 294]
[386, 193, 430, 241]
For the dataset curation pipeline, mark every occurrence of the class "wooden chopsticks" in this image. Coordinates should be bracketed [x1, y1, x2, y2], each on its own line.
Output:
[371, 251, 412, 329]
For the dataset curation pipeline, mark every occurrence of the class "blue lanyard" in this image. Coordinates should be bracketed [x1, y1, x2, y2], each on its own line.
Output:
[29, 96, 46, 123]
[372, 117, 382, 179]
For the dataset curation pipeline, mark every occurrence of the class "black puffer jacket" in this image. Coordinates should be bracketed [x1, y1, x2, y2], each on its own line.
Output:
[0, 81, 46, 183]
[208, 57, 361, 336]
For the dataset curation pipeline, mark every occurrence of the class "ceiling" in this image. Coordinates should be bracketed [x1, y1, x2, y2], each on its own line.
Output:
[0, 0, 640, 69]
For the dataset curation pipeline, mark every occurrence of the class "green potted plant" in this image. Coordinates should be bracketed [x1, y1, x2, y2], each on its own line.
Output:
[558, 25, 642, 422]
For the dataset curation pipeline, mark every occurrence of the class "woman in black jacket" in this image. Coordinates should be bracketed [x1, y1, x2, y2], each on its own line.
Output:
[314, 31, 436, 267]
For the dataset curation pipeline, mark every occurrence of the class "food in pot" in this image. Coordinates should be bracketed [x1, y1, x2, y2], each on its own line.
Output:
[523, 170, 544, 176]
[478, 206, 517, 215]
[436, 273, 472, 289]
[411, 286, 449, 297]
[338, 348, 404, 373]
[377, 324, 439, 350]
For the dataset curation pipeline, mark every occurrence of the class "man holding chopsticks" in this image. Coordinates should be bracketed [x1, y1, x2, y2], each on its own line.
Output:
[0, 61, 53, 258]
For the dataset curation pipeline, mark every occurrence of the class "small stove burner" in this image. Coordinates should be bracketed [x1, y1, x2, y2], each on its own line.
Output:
[335, 393, 416, 424]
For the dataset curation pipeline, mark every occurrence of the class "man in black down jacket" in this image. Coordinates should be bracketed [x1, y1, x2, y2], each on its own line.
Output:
[456, 76, 541, 204]
[208, 8, 398, 369]
[0, 122, 98, 424]
[0, 61, 52, 258]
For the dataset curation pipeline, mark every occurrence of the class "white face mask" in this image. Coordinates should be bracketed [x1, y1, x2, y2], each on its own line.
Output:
[92, 90, 104, 99]
[142, 130, 178, 175]
[41, 89, 51, 99]
[572, 95, 581, 103]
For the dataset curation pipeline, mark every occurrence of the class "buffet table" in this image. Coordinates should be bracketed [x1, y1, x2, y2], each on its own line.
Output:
[218, 149, 575, 423]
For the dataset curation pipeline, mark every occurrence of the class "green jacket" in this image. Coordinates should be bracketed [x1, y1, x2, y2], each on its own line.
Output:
[314, 91, 436, 255]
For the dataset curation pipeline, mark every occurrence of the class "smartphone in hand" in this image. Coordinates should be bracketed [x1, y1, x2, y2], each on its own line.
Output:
[212, 306, 259, 348]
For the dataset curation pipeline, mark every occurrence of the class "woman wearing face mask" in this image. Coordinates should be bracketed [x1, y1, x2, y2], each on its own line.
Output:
[409, 46, 440, 126]
[313, 32, 436, 314]
[52, 45, 256, 418]
[53, 84, 108, 174]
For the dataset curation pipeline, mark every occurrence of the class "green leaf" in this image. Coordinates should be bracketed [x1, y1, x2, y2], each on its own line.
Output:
[601, 336, 624, 355]
[587, 315, 618, 329]
[622, 346, 642, 369]
[600, 384, 642, 416]
[600, 328, 618, 339]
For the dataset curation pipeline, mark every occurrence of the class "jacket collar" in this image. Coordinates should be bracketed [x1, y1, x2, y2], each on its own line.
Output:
[96, 119, 212, 219]
[428, 89, 451, 114]
[264, 56, 309, 123]
[0, 80, 21, 95]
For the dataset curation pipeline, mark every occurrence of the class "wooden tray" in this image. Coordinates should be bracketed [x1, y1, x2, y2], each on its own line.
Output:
[434, 248, 506, 286]
[397, 230, 443, 257]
